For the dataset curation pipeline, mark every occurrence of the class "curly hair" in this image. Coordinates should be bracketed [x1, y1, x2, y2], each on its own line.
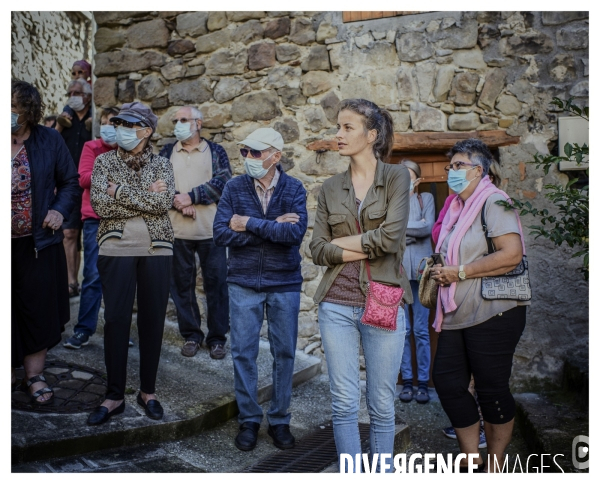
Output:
[446, 138, 494, 176]
[337, 98, 395, 163]
[11, 79, 45, 128]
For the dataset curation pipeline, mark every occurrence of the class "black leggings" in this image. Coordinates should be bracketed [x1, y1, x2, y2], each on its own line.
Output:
[97, 255, 172, 401]
[432, 306, 526, 428]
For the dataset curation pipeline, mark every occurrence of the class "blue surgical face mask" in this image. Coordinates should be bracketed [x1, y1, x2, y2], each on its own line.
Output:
[174, 121, 196, 141]
[244, 151, 276, 179]
[100, 125, 116, 144]
[116, 126, 145, 151]
[447, 167, 478, 194]
[11, 112, 22, 133]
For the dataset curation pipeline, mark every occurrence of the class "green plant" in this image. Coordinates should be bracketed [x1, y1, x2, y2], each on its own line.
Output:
[497, 98, 589, 279]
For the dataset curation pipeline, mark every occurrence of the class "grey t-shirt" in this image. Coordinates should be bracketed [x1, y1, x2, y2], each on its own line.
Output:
[440, 193, 530, 330]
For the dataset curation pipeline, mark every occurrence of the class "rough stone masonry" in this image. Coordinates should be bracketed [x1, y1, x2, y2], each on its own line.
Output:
[12, 11, 93, 115]
[85, 11, 589, 388]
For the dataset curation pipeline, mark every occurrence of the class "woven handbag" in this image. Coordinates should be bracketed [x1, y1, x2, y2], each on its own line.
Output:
[417, 256, 438, 309]
[354, 220, 404, 331]
[480, 200, 532, 301]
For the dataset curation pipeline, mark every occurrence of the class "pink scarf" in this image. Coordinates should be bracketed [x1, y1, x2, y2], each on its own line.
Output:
[432, 176, 526, 332]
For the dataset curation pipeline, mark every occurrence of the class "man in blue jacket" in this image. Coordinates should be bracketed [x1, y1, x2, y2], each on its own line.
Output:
[213, 128, 307, 452]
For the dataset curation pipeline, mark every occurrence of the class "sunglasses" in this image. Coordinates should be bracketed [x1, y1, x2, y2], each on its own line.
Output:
[113, 119, 147, 129]
[240, 148, 264, 158]
[171, 117, 199, 126]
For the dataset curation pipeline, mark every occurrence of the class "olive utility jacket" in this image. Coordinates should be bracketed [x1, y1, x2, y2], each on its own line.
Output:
[309, 160, 413, 305]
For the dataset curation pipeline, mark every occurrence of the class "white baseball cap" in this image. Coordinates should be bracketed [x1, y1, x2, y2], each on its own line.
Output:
[237, 127, 284, 151]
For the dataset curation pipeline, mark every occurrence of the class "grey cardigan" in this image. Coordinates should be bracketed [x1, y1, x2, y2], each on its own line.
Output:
[403, 192, 435, 281]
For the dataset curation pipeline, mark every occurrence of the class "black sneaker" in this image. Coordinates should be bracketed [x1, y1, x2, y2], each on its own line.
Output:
[63, 332, 90, 349]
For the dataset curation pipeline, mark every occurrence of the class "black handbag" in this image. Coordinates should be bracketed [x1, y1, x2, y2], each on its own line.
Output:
[480, 199, 532, 301]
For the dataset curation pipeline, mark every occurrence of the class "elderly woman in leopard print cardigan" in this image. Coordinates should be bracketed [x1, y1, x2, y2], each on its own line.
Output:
[88, 102, 175, 426]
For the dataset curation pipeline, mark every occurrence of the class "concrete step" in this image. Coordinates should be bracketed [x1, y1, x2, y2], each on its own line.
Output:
[12, 374, 412, 473]
[561, 352, 588, 412]
[12, 306, 321, 465]
[514, 392, 589, 473]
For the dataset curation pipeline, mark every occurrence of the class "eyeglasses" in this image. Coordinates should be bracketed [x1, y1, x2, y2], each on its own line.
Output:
[444, 162, 478, 172]
[171, 118, 199, 126]
[113, 119, 147, 129]
[240, 148, 264, 158]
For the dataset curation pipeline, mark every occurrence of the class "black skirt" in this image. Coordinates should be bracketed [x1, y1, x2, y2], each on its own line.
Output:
[11, 236, 70, 367]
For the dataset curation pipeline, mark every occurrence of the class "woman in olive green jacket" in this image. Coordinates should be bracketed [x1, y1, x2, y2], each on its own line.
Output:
[310, 99, 411, 473]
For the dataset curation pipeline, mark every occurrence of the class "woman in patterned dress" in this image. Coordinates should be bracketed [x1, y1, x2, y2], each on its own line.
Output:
[11, 79, 81, 404]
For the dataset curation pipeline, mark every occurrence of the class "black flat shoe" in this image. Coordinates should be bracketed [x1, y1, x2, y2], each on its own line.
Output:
[87, 401, 125, 426]
[136, 392, 164, 420]
[268, 424, 295, 450]
[235, 422, 260, 451]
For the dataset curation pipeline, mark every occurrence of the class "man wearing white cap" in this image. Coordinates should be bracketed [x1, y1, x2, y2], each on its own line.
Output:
[213, 127, 308, 452]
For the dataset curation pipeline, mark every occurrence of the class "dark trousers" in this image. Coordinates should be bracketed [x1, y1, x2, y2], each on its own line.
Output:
[432, 306, 527, 428]
[169, 238, 229, 346]
[97, 255, 172, 400]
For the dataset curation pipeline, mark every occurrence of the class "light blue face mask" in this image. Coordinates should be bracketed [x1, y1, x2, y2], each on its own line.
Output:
[11, 112, 22, 133]
[409, 181, 414, 192]
[244, 151, 276, 179]
[447, 166, 478, 194]
[100, 125, 117, 144]
[116, 126, 145, 151]
[174, 121, 196, 141]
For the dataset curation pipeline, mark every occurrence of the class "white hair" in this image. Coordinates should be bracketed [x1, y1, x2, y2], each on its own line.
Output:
[178, 105, 203, 121]
[67, 78, 92, 95]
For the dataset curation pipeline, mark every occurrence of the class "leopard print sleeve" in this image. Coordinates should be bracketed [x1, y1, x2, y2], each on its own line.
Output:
[91, 152, 142, 219]
[113, 155, 175, 215]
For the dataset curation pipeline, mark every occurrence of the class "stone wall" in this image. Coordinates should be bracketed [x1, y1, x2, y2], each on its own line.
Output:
[11, 11, 93, 116]
[92, 11, 588, 388]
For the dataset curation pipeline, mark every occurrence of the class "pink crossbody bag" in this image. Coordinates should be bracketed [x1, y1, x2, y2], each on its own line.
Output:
[355, 219, 405, 332]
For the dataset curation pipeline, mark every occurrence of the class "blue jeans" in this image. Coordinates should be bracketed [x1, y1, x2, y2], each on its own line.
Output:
[229, 283, 299, 426]
[319, 302, 406, 473]
[74, 219, 102, 336]
[400, 280, 431, 383]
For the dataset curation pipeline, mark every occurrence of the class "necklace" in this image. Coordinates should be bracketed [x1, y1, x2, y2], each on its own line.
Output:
[12, 131, 29, 145]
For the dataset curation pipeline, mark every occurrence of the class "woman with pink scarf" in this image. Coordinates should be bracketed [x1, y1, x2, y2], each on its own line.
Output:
[429, 139, 530, 472]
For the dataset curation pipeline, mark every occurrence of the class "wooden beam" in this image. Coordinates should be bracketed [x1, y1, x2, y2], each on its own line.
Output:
[306, 130, 521, 152]
[392, 131, 521, 151]
[306, 140, 339, 151]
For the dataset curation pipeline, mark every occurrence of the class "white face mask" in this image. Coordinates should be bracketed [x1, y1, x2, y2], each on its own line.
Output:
[174, 121, 195, 141]
[244, 151, 276, 179]
[67, 95, 86, 112]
